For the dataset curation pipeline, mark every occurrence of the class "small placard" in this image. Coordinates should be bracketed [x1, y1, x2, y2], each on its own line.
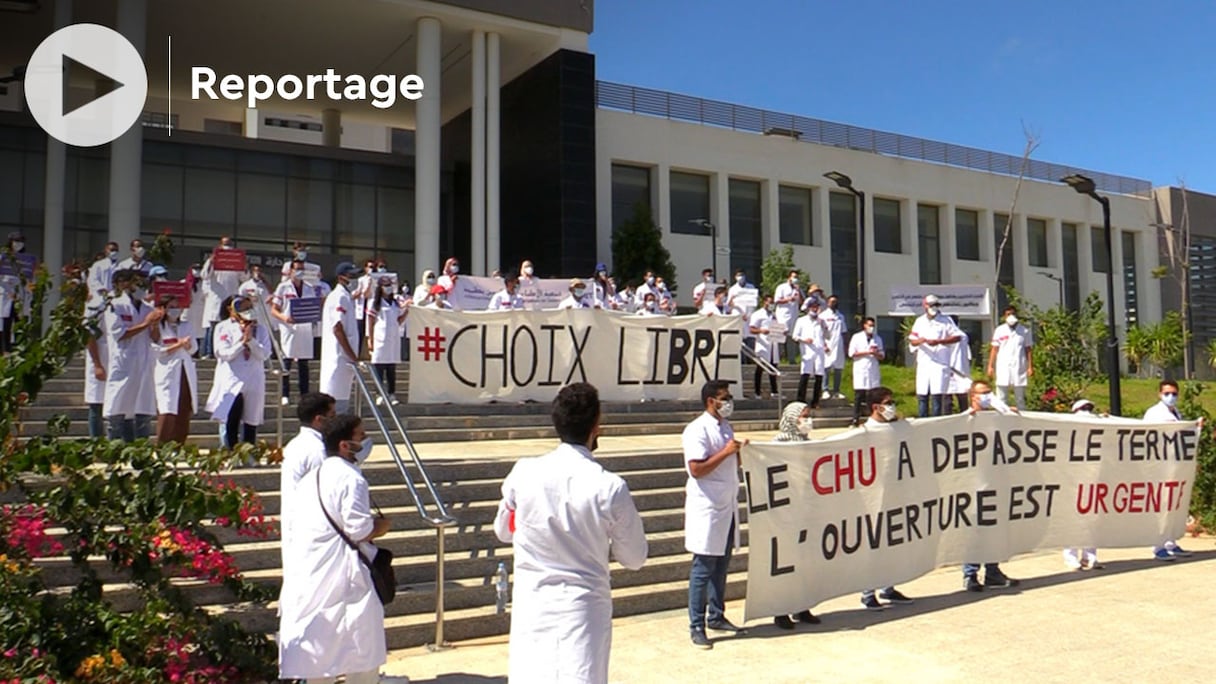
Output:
[152, 280, 192, 307]
[0, 253, 37, 278]
[287, 296, 324, 324]
[211, 248, 248, 272]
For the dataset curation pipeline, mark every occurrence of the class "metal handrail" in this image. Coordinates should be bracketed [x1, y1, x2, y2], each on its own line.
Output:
[740, 342, 785, 422]
[251, 291, 287, 448]
[349, 361, 455, 651]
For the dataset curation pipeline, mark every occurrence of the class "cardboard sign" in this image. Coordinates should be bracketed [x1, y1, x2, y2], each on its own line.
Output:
[152, 280, 192, 308]
[287, 296, 324, 324]
[0, 253, 37, 278]
[210, 248, 248, 272]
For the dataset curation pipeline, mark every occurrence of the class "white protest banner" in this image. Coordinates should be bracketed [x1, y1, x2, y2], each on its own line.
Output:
[888, 284, 990, 316]
[407, 308, 743, 403]
[731, 287, 759, 317]
[448, 275, 505, 311]
[741, 412, 1199, 621]
[517, 278, 571, 310]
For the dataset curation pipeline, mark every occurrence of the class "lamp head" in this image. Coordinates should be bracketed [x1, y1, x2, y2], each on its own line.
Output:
[824, 171, 853, 190]
[1061, 174, 1097, 196]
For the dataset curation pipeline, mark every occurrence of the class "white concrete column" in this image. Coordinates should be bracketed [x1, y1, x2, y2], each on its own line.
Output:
[712, 173, 730, 278]
[470, 30, 486, 275]
[813, 186, 830, 250]
[655, 163, 671, 236]
[485, 32, 501, 274]
[941, 203, 956, 284]
[414, 16, 442, 273]
[42, 0, 71, 321]
[107, 0, 146, 248]
[321, 108, 341, 147]
[762, 179, 780, 255]
[243, 108, 260, 139]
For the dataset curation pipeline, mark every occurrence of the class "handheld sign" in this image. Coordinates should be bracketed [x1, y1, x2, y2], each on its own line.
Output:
[287, 296, 324, 324]
[211, 248, 248, 272]
[152, 280, 192, 307]
[0, 253, 37, 278]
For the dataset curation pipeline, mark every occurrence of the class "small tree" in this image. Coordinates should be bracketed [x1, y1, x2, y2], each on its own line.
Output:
[611, 202, 677, 289]
[1007, 289, 1107, 411]
[760, 245, 809, 299]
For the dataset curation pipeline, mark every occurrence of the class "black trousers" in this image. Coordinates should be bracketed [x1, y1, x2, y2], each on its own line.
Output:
[797, 374, 823, 407]
[853, 388, 870, 425]
[223, 394, 258, 448]
[754, 366, 777, 397]
[281, 358, 310, 398]
[374, 363, 396, 394]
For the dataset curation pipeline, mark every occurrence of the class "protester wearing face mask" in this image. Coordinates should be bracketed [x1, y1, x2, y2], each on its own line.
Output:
[279, 241, 315, 281]
[636, 292, 663, 317]
[1, 232, 35, 352]
[278, 392, 337, 572]
[986, 306, 1034, 411]
[748, 295, 779, 399]
[818, 295, 848, 400]
[558, 278, 594, 310]
[102, 271, 162, 442]
[699, 286, 730, 316]
[272, 260, 320, 406]
[494, 383, 647, 683]
[199, 236, 244, 359]
[692, 268, 715, 310]
[591, 263, 614, 309]
[519, 260, 537, 288]
[278, 414, 397, 684]
[437, 257, 461, 292]
[773, 270, 804, 364]
[83, 291, 108, 438]
[240, 265, 272, 304]
[366, 276, 408, 405]
[1144, 380, 1201, 561]
[654, 276, 675, 314]
[87, 241, 120, 300]
[768, 401, 823, 631]
[116, 238, 153, 275]
[908, 294, 964, 417]
[793, 299, 827, 408]
[413, 269, 438, 306]
[857, 387, 916, 609]
[489, 275, 526, 311]
[149, 296, 198, 444]
[961, 379, 1020, 592]
[320, 263, 364, 414]
[426, 283, 455, 310]
[615, 281, 637, 313]
[633, 270, 658, 310]
[206, 295, 272, 449]
[683, 380, 749, 649]
[847, 317, 885, 426]
[352, 260, 377, 355]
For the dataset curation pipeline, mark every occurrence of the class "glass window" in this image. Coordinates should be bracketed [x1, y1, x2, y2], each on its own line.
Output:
[955, 208, 980, 261]
[183, 168, 236, 235]
[334, 182, 376, 249]
[994, 213, 1014, 312]
[778, 185, 812, 245]
[1091, 226, 1110, 273]
[917, 204, 941, 284]
[873, 198, 901, 253]
[1122, 230, 1139, 328]
[287, 178, 333, 248]
[1027, 218, 1048, 267]
[377, 186, 414, 255]
[73, 156, 109, 233]
[611, 164, 651, 233]
[728, 179, 763, 283]
[829, 192, 858, 317]
[0, 149, 23, 225]
[142, 163, 182, 235]
[670, 171, 712, 235]
[236, 173, 286, 244]
[1062, 222, 1080, 311]
[21, 151, 44, 226]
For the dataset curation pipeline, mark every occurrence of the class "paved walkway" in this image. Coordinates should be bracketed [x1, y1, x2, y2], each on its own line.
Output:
[384, 542, 1215, 683]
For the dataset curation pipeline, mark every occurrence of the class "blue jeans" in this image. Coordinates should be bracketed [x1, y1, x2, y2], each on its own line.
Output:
[828, 367, 843, 395]
[688, 520, 734, 631]
[106, 414, 152, 442]
[962, 562, 1003, 580]
[917, 394, 946, 417]
[87, 404, 104, 438]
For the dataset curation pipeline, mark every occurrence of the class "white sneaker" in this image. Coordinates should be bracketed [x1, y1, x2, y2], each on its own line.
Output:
[280, 396, 290, 406]
[835, 392, 846, 400]
[375, 396, 385, 406]
[821, 391, 831, 400]
[390, 395, 401, 406]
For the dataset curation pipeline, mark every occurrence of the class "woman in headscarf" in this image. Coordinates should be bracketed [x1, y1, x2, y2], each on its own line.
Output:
[770, 401, 820, 629]
[413, 269, 438, 307]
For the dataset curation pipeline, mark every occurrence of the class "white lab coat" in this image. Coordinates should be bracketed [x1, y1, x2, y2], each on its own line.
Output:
[748, 309, 778, 363]
[793, 314, 825, 376]
[278, 456, 385, 680]
[206, 318, 272, 426]
[87, 256, 115, 299]
[909, 313, 962, 395]
[1143, 401, 1183, 423]
[683, 412, 741, 556]
[200, 256, 243, 325]
[0, 275, 19, 319]
[103, 294, 157, 419]
[278, 426, 327, 567]
[185, 281, 206, 330]
[557, 294, 592, 310]
[991, 322, 1033, 387]
[848, 331, 884, 390]
[773, 282, 802, 331]
[947, 332, 973, 395]
[83, 298, 108, 405]
[273, 280, 319, 360]
[115, 256, 152, 275]
[151, 318, 198, 415]
[354, 274, 374, 323]
[489, 289, 525, 310]
[493, 443, 648, 684]
[367, 298, 406, 364]
[819, 308, 847, 369]
[320, 287, 359, 400]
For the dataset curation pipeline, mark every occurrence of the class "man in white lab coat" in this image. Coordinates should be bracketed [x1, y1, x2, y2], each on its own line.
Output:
[278, 392, 336, 568]
[819, 295, 848, 399]
[278, 414, 394, 684]
[684, 380, 749, 649]
[494, 383, 648, 684]
[488, 275, 525, 311]
[87, 241, 120, 301]
[772, 270, 803, 363]
[200, 236, 244, 358]
[103, 269, 162, 442]
[986, 305, 1034, 411]
[908, 294, 964, 417]
[1144, 379, 1200, 561]
[793, 299, 826, 408]
[847, 317, 885, 426]
[321, 262, 363, 414]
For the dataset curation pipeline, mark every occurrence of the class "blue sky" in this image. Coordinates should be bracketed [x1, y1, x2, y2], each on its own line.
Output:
[589, 0, 1216, 193]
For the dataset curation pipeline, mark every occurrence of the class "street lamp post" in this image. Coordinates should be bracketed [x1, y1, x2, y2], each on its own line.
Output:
[824, 172, 866, 322]
[689, 218, 717, 278]
[1061, 174, 1121, 415]
[1037, 271, 1064, 309]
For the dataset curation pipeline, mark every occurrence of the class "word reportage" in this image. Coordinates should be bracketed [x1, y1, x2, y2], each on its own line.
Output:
[192, 68, 425, 109]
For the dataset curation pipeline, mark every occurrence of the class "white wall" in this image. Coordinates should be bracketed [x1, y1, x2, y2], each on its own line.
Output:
[596, 110, 1161, 339]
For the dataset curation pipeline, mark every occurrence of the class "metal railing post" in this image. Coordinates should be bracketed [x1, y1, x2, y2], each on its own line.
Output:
[429, 526, 449, 651]
[253, 294, 288, 448]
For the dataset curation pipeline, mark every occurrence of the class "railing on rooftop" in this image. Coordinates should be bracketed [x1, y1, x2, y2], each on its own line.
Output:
[595, 81, 1152, 197]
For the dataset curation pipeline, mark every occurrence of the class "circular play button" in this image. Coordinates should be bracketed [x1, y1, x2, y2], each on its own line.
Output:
[24, 23, 148, 148]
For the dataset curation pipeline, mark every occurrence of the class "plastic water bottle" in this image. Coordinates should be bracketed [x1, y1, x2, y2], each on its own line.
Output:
[495, 562, 510, 614]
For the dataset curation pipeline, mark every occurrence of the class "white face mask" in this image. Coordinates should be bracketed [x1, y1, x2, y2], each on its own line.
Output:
[864, 326, 875, 335]
[735, 275, 745, 284]
[523, 266, 534, 276]
[790, 277, 798, 285]
[12, 241, 24, 252]
[384, 286, 396, 295]
[348, 437, 374, 464]
[717, 399, 734, 419]
[1006, 315, 1018, 326]
[927, 306, 940, 318]
[1162, 393, 1177, 407]
[238, 310, 255, 322]
[880, 404, 898, 421]
[133, 247, 145, 258]
[796, 417, 814, 435]
[704, 274, 713, 283]
[425, 276, 436, 285]
[646, 276, 655, 286]
[295, 250, 307, 260]
[977, 393, 994, 409]
[166, 308, 182, 319]
[108, 250, 119, 262]
[290, 270, 303, 281]
[221, 243, 234, 251]
[573, 287, 586, 298]
[450, 264, 460, 274]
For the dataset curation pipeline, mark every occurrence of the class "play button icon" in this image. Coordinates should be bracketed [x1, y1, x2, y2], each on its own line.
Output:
[24, 23, 148, 148]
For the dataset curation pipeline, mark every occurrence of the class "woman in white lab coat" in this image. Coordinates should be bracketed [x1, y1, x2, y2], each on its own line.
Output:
[271, 261, 319, 405]
[206, 295, 272, 449]
[366, 277, 408, 405]
[150, 295, 198, 444]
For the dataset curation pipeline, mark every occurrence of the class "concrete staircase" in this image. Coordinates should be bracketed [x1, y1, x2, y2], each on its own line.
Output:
[25, 356, 855, 649]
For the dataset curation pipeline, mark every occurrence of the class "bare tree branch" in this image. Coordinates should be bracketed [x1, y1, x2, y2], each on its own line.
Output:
[994, 122, 1042, 327]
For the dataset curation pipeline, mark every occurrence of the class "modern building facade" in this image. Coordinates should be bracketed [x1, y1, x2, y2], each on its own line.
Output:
[0, 0, 1195, 363]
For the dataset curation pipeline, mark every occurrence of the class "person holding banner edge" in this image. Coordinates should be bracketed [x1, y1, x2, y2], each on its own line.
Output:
[961, 379, 1021, 592]
[769, 401, 822, 630]
[684, 380, 749, 649]
[859, 386, 916, 609]
[1144, 379, 1200, 561]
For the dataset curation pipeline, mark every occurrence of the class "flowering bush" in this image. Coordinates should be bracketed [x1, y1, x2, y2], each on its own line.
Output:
[0, 266, 278, 681]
